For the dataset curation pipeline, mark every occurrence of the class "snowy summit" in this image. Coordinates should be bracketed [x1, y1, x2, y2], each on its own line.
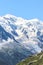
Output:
[0, 14, 43, 65]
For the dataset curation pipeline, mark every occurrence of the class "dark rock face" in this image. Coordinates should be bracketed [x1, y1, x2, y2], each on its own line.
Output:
[0, 25, 14, 40]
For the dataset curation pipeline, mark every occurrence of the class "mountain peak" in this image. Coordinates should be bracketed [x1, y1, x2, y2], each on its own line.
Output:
[0, 14, 43, 65]
[28, 18, 39, 22]
[1, 14, 40, 23]
[3, 14, 17, 19]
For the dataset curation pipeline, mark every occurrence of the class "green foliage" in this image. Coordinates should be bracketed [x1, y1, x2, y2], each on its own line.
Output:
[17, 52, 43, 65]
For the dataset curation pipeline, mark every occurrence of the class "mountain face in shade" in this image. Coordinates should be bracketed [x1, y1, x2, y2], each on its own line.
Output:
[0, 14, 43, 65]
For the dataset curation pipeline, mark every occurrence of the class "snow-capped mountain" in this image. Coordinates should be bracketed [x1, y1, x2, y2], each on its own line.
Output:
[0, 14, 43, 65]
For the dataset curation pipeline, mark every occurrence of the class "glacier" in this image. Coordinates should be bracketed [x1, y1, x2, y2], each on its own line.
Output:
[0, 14, 43, 65]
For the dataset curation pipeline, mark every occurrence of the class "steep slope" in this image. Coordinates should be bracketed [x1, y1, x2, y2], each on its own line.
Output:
[0, 14, 43, 65]
[17, 52, 43, 65]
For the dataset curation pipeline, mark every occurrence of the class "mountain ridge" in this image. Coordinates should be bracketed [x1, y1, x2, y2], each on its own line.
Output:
[0, 14, 43, 65]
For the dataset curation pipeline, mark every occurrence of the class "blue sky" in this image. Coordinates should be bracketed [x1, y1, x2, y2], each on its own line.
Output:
[0, 0, 43, 20]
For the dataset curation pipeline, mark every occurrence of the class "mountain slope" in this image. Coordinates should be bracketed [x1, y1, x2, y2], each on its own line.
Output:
[17, 52, 43, 65]
[0, 14, 43, 65]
